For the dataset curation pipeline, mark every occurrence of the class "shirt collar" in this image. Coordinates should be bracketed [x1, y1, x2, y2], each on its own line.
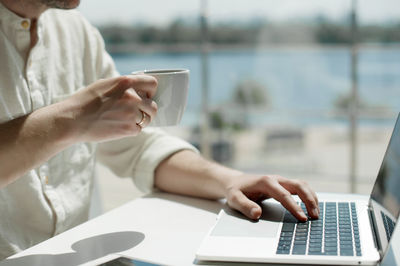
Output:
[0, 2, 31, 39]
[0, 2, 46, 47]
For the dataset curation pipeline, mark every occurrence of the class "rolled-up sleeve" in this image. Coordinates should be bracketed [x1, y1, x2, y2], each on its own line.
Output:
[96, 128, 199, 193]
[90, 19, 199, 194]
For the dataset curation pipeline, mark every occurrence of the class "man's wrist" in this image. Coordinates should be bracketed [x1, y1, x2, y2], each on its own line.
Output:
[41, 101, 78, 148]
[209, 162, 244, 198]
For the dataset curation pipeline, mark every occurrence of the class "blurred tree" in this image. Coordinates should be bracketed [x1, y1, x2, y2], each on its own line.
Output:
[139, 26, 161, 43]
[333, 92, 390, 118]
[230, 79, 270, 129]
[315, 23, 351, 44]
[333, 92, 366, 111]
[233, 79, 269, 107]
[210, 111, 225, 130]
[98, 16, 400, 53]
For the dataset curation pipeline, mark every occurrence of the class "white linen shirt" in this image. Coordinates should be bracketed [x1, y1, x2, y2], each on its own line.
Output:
[0, 3, 197, 260]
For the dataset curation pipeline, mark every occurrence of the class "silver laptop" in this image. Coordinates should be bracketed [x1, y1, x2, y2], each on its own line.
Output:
[196, 114, 400, 265]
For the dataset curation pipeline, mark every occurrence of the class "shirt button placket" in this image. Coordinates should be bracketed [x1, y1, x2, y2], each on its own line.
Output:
[39, 164, 49, 186]
[21, 20, 30, 30]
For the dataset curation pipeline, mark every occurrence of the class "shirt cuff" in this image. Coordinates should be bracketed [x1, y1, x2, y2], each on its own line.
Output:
[96, 128, 199, 194]
[132, 131, 199, 193]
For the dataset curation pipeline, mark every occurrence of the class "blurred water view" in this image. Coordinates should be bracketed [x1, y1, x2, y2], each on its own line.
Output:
[112, 47, 400, 127]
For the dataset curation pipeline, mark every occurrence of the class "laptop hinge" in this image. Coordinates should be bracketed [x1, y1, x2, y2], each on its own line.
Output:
[368, 206, 383, 257]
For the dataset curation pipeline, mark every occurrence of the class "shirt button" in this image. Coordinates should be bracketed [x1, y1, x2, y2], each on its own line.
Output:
[21, 20, 30, 29]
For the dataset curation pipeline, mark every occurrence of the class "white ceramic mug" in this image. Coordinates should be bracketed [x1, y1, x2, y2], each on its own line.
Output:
[132, 69, 189, 127]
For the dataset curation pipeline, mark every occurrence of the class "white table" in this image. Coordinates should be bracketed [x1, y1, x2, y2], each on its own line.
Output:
[1, 192, 398, 266]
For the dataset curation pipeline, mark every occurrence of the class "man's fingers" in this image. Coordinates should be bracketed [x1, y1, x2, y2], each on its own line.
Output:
[267, 180, 308, 222]
[228, 190, 262, 220]
[135, 110, 150, 129]
[120, 88, 157, 125]
[281, 179, 319, 219]
[138, 97, 158, 121]
[106, 75, 158, 99]
[128, 74, 158, 99]
[297, 186, 319, 219]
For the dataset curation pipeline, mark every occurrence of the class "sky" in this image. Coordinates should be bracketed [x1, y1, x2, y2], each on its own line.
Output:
[78, 0, 400, 26]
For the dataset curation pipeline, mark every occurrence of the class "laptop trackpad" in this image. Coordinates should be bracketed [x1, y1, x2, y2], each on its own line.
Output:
[210, 201, 285, 238]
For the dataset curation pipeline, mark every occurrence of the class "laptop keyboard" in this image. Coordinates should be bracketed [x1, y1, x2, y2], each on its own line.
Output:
[276, 202, 361, 256]
[381, 211, 396, 241]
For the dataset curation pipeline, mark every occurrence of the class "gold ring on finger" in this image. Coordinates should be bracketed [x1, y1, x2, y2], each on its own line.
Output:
[137, 110, 147, 128]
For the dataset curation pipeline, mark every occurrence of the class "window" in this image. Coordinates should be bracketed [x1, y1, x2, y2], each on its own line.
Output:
[80, 0, 400, 194]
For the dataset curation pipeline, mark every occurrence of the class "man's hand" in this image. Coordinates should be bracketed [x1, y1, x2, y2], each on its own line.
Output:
[62, 75, 158, 143]
[155, 150, 319, 222]
[225, 174, 319, 221]
[0, 75, 158, 188]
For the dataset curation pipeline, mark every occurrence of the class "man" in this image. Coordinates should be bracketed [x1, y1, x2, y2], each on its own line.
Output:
[0, 0, 319, 260]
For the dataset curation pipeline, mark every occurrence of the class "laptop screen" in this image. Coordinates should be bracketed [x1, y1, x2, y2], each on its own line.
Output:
[369, 114, 400, 253]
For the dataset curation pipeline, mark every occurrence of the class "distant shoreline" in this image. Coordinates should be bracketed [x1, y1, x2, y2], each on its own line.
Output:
[106, 42, 400, 55]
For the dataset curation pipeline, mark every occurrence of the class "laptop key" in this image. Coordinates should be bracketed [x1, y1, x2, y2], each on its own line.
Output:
[279, 240, 291, 246]
[324, 241, 337, 247]
[281, 232, 294, 237]
[325, 246, 338, 252]
[277, 249, 290, 254]
[310, 230, 322, 236]
[324, 251, 338, 256]
[280, 236, 293, 242]
[325, 233, 337, 240]
[309, 242, 322, 248]
[292, 246, 306, 255]
[308, 251, 324, 255]
[339, 236, 352, 241]
[340, 250, 354, 256]
[295, 230, 308, 235]
[282, 223, 295, 232]
[294, 240, 307, 246]
[278, 244, 291, 250]
[308, 247, 322, 253]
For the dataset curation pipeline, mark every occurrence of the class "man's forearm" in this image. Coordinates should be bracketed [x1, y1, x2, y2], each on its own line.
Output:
[0, 75, 159, 188]
[154, 150, 242, 199]
[0, 103, 73, 188]
[154, 150, 319, 221]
